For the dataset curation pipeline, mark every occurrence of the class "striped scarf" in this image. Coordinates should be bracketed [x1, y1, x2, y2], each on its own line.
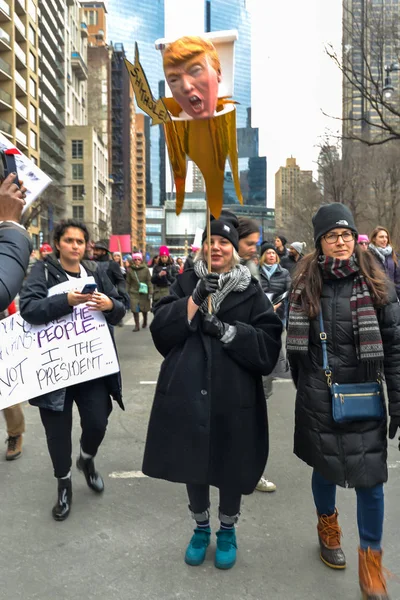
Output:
[194, 259, 251, 315]
[287, 255, 384, 361]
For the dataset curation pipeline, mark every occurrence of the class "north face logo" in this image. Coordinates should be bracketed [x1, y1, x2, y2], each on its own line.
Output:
[336, 220, 348, 226]
[223, 225, 230, 232]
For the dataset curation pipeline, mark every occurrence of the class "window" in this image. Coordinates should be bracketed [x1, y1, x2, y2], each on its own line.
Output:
[27, 0, 36, 20]
[146, 209, 163, 219]
[72, 206, 84, 220]
[87, 10, 98, 25]
[29, 103, 36, 124]
[146, 235, 162, 245]
[72, 185, 85, 201]
[29, 51, 36, 71]
[31, 216, 38, 227]
[72, 140, 83, 159]
[31, 233, 39, 250]
[28, 25, 36, 46]
[146, 224, 162, 233]
[72, 164, 84, 179]
[30, 129, 37, 150]
[29, 77, 36, 98]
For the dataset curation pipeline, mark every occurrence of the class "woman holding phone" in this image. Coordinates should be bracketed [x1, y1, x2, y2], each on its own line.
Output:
[19, 219, 125, 522]
[151, 246, 177, 304]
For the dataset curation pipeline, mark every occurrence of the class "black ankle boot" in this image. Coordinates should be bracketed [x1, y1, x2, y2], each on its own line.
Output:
[52, 478, 72, 521]
[76, 455, 104, 493]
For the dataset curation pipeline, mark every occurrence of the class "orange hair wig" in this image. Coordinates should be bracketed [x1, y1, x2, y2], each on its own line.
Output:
[163, 36, 221, 74]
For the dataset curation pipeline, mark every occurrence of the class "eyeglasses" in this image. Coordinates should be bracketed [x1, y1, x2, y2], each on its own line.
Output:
[323, 231, 355, 244]
[359, 242, 369, 246]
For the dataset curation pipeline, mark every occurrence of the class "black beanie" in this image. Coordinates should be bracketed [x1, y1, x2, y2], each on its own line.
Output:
[312, 203, 358, 246]
[260, 241, 276, 256]
[202, 210, 239, 251]
[275, 234, 287, 247]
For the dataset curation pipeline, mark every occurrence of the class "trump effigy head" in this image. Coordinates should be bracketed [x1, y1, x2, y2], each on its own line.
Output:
[163, 36, 222, 120]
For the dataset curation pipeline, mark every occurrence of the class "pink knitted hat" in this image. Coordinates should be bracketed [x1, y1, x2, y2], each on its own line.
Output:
[132, 252, 143, 261]
[358, 234, 369, 244]
[159, 245, 170, 257]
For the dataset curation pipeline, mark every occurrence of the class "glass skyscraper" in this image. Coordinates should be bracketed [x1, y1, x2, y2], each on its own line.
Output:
[107, 0, 165, 205]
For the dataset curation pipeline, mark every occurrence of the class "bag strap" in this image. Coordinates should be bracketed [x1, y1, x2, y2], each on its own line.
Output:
[318, 311, 332, 387]
[133, 270, 140, 285]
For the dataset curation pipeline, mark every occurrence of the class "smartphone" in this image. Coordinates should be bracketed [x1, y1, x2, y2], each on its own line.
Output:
[0, 150, 20, 188]
[80, 283, 97, 294]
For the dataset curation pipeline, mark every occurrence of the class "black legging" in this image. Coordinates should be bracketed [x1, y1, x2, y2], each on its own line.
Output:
[39, 378, 112, 478]
[186, 484, 242, 518]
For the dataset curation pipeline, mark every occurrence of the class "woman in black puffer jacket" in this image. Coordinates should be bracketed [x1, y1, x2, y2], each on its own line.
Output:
[259, 242, 291, 322]
[287, 203, 400, 600]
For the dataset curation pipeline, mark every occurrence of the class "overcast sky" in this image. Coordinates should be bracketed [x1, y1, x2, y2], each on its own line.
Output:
[248, 0, 342, 205]
[164, 0, 343, 206]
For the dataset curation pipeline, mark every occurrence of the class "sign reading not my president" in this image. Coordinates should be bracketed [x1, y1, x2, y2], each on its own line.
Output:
[0, 280, 119, 410]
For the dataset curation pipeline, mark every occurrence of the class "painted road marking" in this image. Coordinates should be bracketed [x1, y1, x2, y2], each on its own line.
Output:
[388, 461, 400, 469]
[140, 381, 157, 384]
[109, 471, 148, 479]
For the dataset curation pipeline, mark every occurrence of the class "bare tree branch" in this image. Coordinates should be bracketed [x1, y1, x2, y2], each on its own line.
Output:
[326, 1, 400, 146]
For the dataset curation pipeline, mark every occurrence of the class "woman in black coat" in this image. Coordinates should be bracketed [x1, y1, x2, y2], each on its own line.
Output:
[151, 247, 177, 303]
[259, 242, 291, 322]
[143, 211, 282, 571]
[287, 203, 400, 599]
[19, 219, 125, 522]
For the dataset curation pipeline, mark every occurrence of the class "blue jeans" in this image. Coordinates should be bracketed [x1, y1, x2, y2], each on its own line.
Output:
[312, 470, 384, 551]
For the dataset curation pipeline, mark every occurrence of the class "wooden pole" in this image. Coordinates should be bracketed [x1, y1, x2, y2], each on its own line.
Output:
[206, 204, 212, 314]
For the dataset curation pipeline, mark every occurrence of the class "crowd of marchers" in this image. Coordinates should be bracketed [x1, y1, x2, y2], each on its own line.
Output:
[1, 172, 399, 599]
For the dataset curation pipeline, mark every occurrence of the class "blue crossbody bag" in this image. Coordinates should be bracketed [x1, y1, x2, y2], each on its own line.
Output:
[318, 312, 385, 423]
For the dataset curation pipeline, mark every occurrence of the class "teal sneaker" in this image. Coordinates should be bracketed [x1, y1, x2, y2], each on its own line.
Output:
[185, 527, 211, 566]
[215, 529, 237, 570]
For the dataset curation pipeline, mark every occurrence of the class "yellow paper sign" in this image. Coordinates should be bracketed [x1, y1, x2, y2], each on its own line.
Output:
[124, 44, 171, 126]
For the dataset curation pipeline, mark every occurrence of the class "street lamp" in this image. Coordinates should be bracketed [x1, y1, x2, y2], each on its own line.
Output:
[383, 62, 400, 100]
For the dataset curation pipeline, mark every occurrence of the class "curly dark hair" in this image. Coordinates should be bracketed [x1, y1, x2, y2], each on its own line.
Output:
[291, 243, 389, 318]
[53, 219, 89, 258]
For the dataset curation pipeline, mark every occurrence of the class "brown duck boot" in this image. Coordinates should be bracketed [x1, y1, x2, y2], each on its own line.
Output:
[5, 435, 23, 461]
[358, 547, 390, 600]
[317, 509, 346, 569]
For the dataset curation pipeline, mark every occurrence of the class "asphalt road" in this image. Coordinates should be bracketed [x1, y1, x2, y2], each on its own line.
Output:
[1, 314, 399, 600]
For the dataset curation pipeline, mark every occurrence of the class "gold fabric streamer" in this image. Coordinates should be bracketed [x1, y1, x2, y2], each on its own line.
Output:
[163, 98, 243, 218]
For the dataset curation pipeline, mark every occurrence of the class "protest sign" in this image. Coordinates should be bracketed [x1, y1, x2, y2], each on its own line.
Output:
[0, 279, 119, 410]
[0, 132, 52, 213]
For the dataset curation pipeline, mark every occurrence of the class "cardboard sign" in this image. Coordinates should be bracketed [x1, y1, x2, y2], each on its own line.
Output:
[124, 45, 171, 126]
[0, 133, 52, 213]
[0, 280, 120, 410]
[109, 235, 131, 253]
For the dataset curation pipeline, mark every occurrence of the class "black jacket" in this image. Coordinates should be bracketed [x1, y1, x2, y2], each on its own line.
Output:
[288, 276, 400, 488]
[142, 269, 283, 494]
[280, 254, 301, 276]
[96, 256, 129, 309]
[151, 263, 176, 288]
[259, 264, 291, 320]
[0, 222, 32, 310]
[19, 255, 126, 411]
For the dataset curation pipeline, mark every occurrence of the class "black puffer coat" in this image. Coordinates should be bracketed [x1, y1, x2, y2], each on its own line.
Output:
[142, 269, 283, 494]
[19, 255, 126, 411]
[259, 264, 291, 320]
[288, 276, 400, 488]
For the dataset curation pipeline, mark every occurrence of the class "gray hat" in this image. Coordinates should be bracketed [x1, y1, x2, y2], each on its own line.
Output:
[93, 240, 109, 252]
[290, 242, 306, 256]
